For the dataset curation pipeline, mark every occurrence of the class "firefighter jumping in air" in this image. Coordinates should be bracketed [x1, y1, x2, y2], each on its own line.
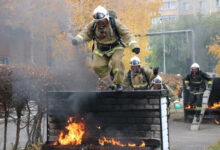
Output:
[71, 6, 140, 91]
[122, 56, 159, 90]
[150, 75, 181, 116]
[184, 63, 213, 122]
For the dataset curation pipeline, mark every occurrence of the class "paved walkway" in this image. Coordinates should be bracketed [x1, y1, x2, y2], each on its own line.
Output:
[169, 113, 220, 150]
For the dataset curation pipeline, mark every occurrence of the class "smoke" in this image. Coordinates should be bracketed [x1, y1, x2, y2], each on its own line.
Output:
[0, 0, 98, 92]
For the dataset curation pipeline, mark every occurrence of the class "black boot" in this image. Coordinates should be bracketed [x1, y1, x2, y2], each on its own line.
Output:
[116, 84, 123, 92]
[196, 114, 200, 122]
[108, 84, 116, 90]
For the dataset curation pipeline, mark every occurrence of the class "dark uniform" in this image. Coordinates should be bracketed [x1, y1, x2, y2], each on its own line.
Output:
[184, 70, 212, 119]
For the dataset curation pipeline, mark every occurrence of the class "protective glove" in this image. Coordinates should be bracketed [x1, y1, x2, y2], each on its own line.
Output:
[132, 48, 140, 54]
[72, 39, 78, 45]
[207, 84, 212, 91]
[207, 87, 212, 91]
[186, 86, 191, 91]
[153, 67, 159, 75]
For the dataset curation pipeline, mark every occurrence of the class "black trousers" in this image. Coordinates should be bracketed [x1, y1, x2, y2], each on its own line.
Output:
[189, 93, 203, 107]
[189, 92, 203, 116]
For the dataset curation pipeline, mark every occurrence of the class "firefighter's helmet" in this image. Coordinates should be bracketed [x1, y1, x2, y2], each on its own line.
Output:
[130, 56, 141, 66]
[191, 63, 200, 70]
[93, 6, 109, 21]
[152, 75, 162, 84]
[191, 63, 200, 74]
[152, 76, 162, 90]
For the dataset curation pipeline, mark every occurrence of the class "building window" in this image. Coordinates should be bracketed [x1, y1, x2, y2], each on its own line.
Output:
[0, 56, 9, 64]
[152, 17, 158, 24]
[200, 1, 206, 9]
[217, 0, 220, 7]
[169, 15, 176, 21]
[184, 3, 189, 10]
[161, 15, 176, 22]
[161, 1, 176, 10]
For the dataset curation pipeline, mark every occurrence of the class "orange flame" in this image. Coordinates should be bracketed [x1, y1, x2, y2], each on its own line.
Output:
[99, 137, 145, 147]
[99, 137, 126, 147]
[96, 126, 101, 130]
[139, 141, 146, 147]
[186, 102, 220, 110]
[128, 143, 136, 147]
[185, 105, 191, 109]
[206, 102, 220, 109]
[215, 120, 220, 125]
[54, 117, 85, 145]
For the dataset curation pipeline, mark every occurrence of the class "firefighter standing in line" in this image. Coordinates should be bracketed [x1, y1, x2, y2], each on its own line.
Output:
[184, 63, 213, 122]
[150, 75, 181, 114]
[122, 56, 159, 90]
[71, 6, 140, 91]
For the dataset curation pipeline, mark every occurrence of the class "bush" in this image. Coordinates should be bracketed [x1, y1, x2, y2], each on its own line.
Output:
[160, 73, 183, 95]
[208, 141, 220, 150]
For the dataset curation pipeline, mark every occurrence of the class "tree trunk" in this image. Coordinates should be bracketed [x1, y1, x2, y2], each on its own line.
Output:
[31, 113, 38, 144]
[13, 108, 21, 150]
[32, 104, 44, 143]
[3, 103, 8, 150]
[25, 102, 31, 149]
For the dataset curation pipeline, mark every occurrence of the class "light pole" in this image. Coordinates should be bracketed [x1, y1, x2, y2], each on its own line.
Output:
[160, 17, 166, 73]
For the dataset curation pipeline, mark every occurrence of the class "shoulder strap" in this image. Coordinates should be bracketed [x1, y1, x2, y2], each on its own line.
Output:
[163, 84, 168, 90]
[91, 22, 97, 52]
[109, 17, 125, 47]
[109, 17, 119, 40]
[140, 68, 150, 86]
[127, 70, 132, 87]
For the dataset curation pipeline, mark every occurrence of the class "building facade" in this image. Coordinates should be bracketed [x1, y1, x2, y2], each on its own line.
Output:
[152, 0, 220, 24]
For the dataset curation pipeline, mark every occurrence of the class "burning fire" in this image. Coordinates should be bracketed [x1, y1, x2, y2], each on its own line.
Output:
[185, 105, 191, 109]
[53, 117, 85, 145]
[215, 120, 220, 125]
[139, 141, 146, 147]
[206, 102, 220, 109]
[96, 125, 101, 130]
[99, 137, 145, 147]
[52, 117, 146, 147]
[185, 102, 220, 110]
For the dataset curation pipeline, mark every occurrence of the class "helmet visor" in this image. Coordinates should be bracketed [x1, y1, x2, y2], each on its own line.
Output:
[130, 60, 140, 66]
[93, 12, 105, 20]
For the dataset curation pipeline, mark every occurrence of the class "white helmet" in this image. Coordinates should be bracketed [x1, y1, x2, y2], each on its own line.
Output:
[130, 56, 141, 66]
[191, 63, 200, 70]
[152, 75, 162, 84]
[93, 5, 109, 21]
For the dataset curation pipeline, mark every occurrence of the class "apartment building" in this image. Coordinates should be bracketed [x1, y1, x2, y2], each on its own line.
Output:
[179, 0, 220, 16]
[152, 0, 220, 24]
[152, 0, 178, 24]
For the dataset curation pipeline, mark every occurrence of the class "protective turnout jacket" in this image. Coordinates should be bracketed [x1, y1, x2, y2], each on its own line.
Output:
[123, 67, 156, 90]
[74, 19, 139, 56]
[163, 84, 179, 103]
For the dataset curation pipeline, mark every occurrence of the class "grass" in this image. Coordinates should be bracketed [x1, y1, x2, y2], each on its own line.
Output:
[208, 141, 220, 150]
